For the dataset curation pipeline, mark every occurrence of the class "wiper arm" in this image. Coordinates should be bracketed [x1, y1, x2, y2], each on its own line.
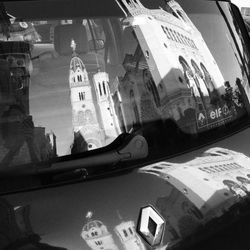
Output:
[0, 134, 148, 178]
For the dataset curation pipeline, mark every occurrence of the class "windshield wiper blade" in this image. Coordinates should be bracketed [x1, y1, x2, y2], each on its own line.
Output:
[0, 134, 148, 178]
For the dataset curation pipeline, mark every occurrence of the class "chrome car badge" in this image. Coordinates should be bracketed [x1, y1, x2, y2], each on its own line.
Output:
[137, 205, 165, 247]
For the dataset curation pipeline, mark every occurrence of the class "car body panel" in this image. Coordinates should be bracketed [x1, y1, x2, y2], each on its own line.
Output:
[2, 127, 250, 250]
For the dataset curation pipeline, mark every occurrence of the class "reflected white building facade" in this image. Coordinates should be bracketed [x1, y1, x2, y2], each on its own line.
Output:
[114, 220, 146, 250]
[140, 148, 250, 219]
[139, 147, 250, 244]
[115, 0, 226, 133]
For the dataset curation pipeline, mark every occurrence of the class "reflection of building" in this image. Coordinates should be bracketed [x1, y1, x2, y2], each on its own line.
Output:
[81, 213, 119, 250]
[156, 191, 203, 242]
[69, 44, 120, 152]
[0, 41, 57, 167]
[69, 54, 104, 150]
[34, 128, 57, 160]
[0, 41, 31, 115]
[0, 115, 57, 166]
[115, 0, 225, 133]
[139, 147, 250, 231]
[114, 220, 146, 250]
[93, 72, 120, 140]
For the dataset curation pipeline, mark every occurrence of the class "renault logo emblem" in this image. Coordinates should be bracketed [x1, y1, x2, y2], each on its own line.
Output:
[137, 205, 165, 247]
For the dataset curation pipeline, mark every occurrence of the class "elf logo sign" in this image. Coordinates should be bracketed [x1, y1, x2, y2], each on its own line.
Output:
[209, 108, 222, 120]
[209, 105, 230, 120]
[197, 105, 232, 129]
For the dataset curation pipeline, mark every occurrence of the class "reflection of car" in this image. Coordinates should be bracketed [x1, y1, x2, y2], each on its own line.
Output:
[1, 0, 250, 250]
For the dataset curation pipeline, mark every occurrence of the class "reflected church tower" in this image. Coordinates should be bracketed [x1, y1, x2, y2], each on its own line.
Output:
[81, 212, 119, 250]
[114, 216, 146, 250]
[69, 40, 103, 150]
[93, 72, 121, 141]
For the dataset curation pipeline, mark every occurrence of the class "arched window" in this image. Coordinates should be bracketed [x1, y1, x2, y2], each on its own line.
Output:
[103, 81, 107, 95]
[191, 60, 203, 79]
[183, 36, 188, 46]
[200, 62, 215, 93]
[172, 11, 179, 19]
[98, 83, 102, 96]
[171, 30, 178, 42]
[179, 56, 193, 88]
[169, 29, 175, 41]
[177, 10, 188, 23]
[176, 32, 182, 43]
[77, 75, 81, 82]
[79, 92, 85, 101]
[180, 34, 185, 44]
[123, 229, 128, 237]
[161, 25, 166, 34]
[191, 60, 204, 91]
[191, 59, 209, 104]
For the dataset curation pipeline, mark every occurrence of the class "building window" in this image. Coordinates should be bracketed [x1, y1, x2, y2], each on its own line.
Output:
[181, 34, 185, 44]
[79, 92, 85, 101]
[169, 29, 174, 40]
[77, 75, 82, 82]
[172, 11, 179, 19]
[179, 56, 193, 89]
[95, 241, 103, 246]
[123, 229, 128, 237]
[177, 10, 188, 23]
[166, 29, 171, 40]
[182, 36, 187, 46]
[103, 81, 107, 95]
[99, 83, 102, 96]
[164, 27, 171, 39]
[169, 29, 175, 41]
[161, 25, 166, 34]
[174, 31, 181, 43]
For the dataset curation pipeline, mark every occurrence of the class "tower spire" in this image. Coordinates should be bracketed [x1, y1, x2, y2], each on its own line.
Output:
[86, 211, 93, 220]
[71, 39, 77, 56]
